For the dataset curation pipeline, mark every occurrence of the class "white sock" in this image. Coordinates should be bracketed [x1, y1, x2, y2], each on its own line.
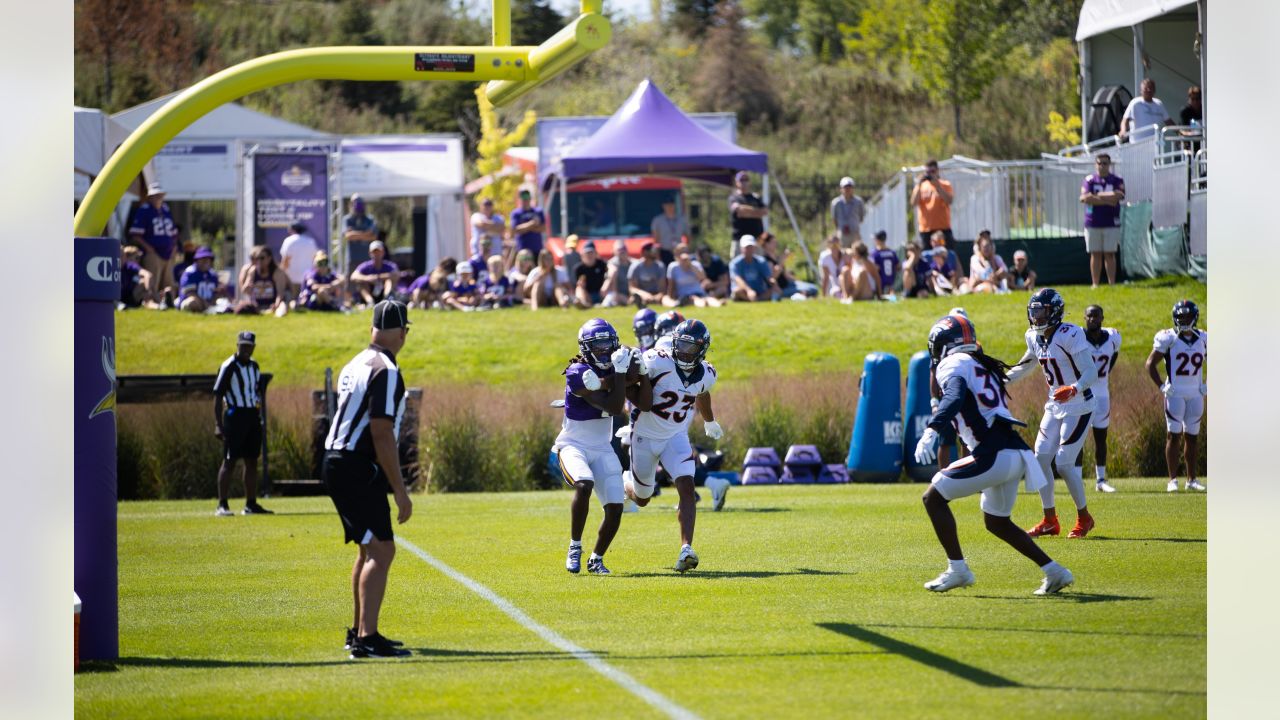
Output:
[1036, 453, 1056, 509]
[948, 558, 969, 572]
[569, 540, 582, 549]
[589, 552, 602, 561]
[1095, 466, 1106, 481]
[1059, 461, 1088, 510]
[681, 543, 692, 552]
[1040, 560, 1062, 573]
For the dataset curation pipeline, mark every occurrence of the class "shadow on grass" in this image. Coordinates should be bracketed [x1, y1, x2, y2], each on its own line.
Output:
[861, 622, 1204, 639]
[617, 568, 852, 580]
[1089, 535, 1206, 544]
[93, 656, 356, 670]
[965, 592, 1153, 604]
[817, 622, 1019, 688]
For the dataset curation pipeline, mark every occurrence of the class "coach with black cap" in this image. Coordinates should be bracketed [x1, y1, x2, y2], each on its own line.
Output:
[324, 299, 414, 659]
[213, 331, 272, 516]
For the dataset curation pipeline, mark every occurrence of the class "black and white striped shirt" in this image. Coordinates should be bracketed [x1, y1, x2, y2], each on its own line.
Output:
[325, 345, 407, 459]
[214, 356, 261, 409]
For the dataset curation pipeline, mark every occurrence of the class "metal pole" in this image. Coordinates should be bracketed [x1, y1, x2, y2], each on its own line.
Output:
[1079, 40, 1092, 142]
[260, 374, 272, 495]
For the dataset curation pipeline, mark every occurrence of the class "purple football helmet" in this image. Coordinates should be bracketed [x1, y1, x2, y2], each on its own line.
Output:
[633, 308, 658, 350]
[578, 318, 620, 371]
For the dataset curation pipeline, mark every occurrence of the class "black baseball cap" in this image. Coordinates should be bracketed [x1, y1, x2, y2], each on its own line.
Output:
[874, 230, 888, 241]
[372, 299, 411, 330]
[237, 331, 256, 346]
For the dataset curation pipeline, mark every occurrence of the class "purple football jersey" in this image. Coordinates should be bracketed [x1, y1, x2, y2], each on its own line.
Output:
[871, 248, 900, 290]
[563, 362, 615, 422]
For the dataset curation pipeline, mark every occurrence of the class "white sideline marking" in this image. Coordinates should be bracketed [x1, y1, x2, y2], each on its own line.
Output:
[397, 538, 701, 720]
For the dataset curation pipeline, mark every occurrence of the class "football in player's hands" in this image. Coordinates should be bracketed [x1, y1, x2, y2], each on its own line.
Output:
[625, 352, 642, 384]
[1051, 384, 1077, 403]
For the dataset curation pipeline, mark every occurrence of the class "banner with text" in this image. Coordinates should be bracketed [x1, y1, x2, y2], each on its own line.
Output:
[252, 152, 329, 260]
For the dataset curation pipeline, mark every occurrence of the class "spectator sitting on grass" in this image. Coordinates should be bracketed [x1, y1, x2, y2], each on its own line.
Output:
[926, 247, 964, 296]
[506, 249, 536, 306]
[178, 246, 225, 313]
[408, 257, 456, 309]
[300, 251, 344, 311]
[1009, 249, 1037, 291]
[573, 241, 608, 308]
[120, 246, 154, 308]
[627, 242, 667, 306]
[841, 241, 880, 302]
[236, 245, 289, 316]
[819, 235, 847, 299]
[664, 249, 720, 308]
[929, 230, 965, 287]
[967, 231, 1009, 294]
[350, 240, 400, 307]
[870, 230, 900, 297]
[696, 245, 730, 300]
[602, 239, 632, 307]
[730, 235, 776, 302]
[902, 241, 933, 298]
[526, 248, 571, 310]
[762, 231, 818, 298]
[443, 263, 482, 311]
[279, 222, 318, 301]
[467, 235, 493, 282]
[481, 255, 514, 308]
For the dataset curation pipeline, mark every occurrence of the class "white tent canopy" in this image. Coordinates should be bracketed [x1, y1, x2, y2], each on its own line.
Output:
[1076, 0, 1197, 40]
[74, 106, 133, 202]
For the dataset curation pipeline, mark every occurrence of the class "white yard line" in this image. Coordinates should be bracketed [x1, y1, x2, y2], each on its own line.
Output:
[396, 537, 701, 720]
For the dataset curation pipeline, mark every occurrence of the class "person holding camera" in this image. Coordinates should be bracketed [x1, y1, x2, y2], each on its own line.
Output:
[910, 159, 955, 250]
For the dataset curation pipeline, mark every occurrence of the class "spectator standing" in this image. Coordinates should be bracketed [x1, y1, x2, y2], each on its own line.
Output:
[664, 249, 720, 307]
[470, 197, 506, 257]
[626, 242, 667, 306]
[902, 241, 933, 298]
[561, 234, 583, 279]
[119, 246, 153, 308]
[1009, 249, 1037, 291]
[178, 246, 224, 313]
[526, 248, 571, 310]
[1080, 153, 1125, 288]
[509, 189, 547, 260]
[967, 231, 1009, 294]
[841, 241, 879, 302]
[1120, 78, 1173, 140]
[129, 181, 181, 304]
[728, 172, 768, 256]
[729, 235, 776, 302]
[818, 235, 847, 299]
[350, 240, 400, 307]
[602, 239, 632, 307]
[322, 300, 414, 659]
[280, 222, 320, 301]
[1179, 85, 1202, 126]
[342, 194, 378, 265]
[442, 264, 482, 311]
[650, 197, 688, 264]
[830, 177, 865, 247]
[573, 241, 608, 308]
[213, 331, 272, 516]
[237, 245, 290, 317]
[695, 246, 730, 300]
[910, 160, 955, 249]
[300, 251, 345, 311]
[869, 230, 900, 297]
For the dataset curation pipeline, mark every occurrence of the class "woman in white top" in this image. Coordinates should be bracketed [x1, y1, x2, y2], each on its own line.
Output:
[818, 235, 848, 298]
[967, 232, 1009, 294]
[525, 248, 571, 309]
[841, 241, 879, 302]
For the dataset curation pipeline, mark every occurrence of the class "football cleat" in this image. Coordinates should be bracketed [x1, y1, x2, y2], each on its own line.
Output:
[1186, 479, 1206, 492]
[566, 545, 582, 574]
[1027, 517, 1061, 537]
[586, 557, 611, 575]
[1034, 566, 1075, 595]
[674, 546, 699, 573]
[1067, 514, 1095, 539]
[924, 567, 976, 592]
[1167, 479, 1179, 492]
[214, 505, 233, 517]
[242, 502, 273, 515]
[1095, 480, 1116, 493]
[706, 477, 731, 512]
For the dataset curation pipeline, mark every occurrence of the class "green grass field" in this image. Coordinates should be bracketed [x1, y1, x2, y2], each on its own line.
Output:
[116, 278, 1207, 390]
[77, 480, 1206, 719]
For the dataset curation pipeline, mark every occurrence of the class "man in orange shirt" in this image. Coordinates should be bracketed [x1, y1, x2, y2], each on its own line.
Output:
[910, 159, 955, 249]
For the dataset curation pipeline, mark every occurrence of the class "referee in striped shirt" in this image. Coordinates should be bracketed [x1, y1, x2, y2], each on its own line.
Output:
[325, 299, 413, 659]
[213, 331, 272, 516]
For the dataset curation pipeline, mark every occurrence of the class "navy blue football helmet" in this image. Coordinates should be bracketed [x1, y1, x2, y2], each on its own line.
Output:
[1027, 288, 1065, 333]
[928, 313, 979, 365]
[671, 319, 711, 371]
[577, 318, 620, 371]
[1173, 299, 1199, 332]
[655, 310, 685, 338]
[633, 308, 657, 349]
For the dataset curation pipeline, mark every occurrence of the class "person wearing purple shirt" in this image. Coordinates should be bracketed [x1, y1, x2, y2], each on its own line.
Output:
[442, 264, 481, 311]
[178, 246, 224, 313]
[553, 319, 649, 575]
[129, 182, 181, 302]
[350, 240, 400, 306]
[869, 230, 900, 295]
[1081, 153, 1125, 288]
[300, 251, 345, 311]
[509, 189, 546, 258]
[119, 246, 153, 308]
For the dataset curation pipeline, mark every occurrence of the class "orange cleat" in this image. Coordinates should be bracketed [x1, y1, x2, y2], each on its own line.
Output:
[1068, 514, 1095, 539]
[1027, 517, 1061, 537]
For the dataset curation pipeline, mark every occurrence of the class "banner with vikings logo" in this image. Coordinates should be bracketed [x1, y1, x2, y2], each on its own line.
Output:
[252, 152, 330, 260]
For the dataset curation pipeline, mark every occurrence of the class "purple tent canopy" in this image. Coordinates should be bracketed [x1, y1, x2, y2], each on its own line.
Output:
[541, 79, 768, 190]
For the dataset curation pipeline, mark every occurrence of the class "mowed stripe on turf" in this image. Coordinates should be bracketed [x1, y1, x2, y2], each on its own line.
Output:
[396, 537, 702, 720]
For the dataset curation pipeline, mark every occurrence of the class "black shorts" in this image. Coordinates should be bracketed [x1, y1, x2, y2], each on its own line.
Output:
[918, 228, 955, 250]
[323, 450, 393, 544]
[222, 408, 262, 460]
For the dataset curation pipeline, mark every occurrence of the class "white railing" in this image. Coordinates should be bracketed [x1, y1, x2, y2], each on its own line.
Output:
[1153, 149, 1191, 228]
[862, 173, 908, 250]
[1189, 149, 1207, 256]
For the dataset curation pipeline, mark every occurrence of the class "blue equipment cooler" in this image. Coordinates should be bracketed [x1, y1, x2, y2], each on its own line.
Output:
[846, 353, 903, 483]
[903, 350, 959, 481]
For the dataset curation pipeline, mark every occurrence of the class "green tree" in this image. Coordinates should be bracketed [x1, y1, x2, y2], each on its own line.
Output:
[670, 0, 722, 38]
[326, 0, 411, 116]
[840, 0, 925, 85]
[75, 0, 196, 111]
[474, 87, 538, 220]
[511, 0, 565, 45]
[693, 1, 780, 127]
[911, 0, 1009, 140]
[746, 0, 800, 49]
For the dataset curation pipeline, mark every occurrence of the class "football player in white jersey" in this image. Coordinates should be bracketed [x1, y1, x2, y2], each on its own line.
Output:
[623, 319, 725, 572]
[1006, 289, 1100, 539]
[1145, 299, 1207, 492]
[1078, 305, 1121, 493]
[914, 314, 1073, 595]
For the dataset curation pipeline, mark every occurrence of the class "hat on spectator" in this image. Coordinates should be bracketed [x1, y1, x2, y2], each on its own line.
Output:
[290, 221, 307, 234]
[739, 235, 758, 248]
[481, 197, 494, 205]
[370, 240, 386, 253]
[237, 331, 256, 346]
[735, 171, 750, 183]
[146, 181, 165, 197]
[1013, 249, 1028, 260]
[457, 263, 474, 274]
[565, 234, 580, 249]
[194, 246, 215, 260]
[641, 241, 656, 253]
[840, 176, 855, 188]
[516, 248, 534, 261]
[580, 241, 597, 252]
[372, 299, 411, 330]
[313, 250, 329, 263]
[874, 230, 888, 241]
